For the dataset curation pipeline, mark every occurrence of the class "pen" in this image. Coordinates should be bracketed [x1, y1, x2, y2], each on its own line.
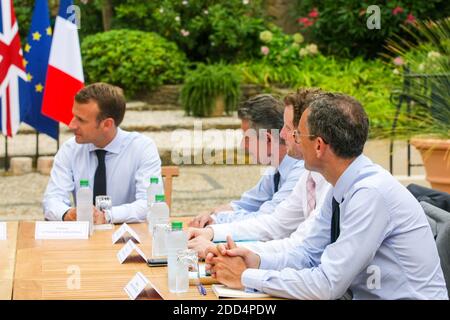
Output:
[197, 283, 207, 296]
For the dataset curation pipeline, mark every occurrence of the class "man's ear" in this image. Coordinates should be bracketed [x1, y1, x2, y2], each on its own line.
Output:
[315, 137, 327, 158]
[103, 118, 115, 130]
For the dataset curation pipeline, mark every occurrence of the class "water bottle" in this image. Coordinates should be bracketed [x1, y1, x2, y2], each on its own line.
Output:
[148, 194, 169, 233]
[150, 195, 170, 257]
[146, 177, 161, 208]
[166, 221, 187, 293]
[76, 179, 93, 236]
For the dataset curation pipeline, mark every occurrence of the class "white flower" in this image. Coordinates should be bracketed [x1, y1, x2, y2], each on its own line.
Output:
[306, 43, 318, 55]
[175, 16, 180, 22]
[180, 29, 190, 37]
[243, 0, 249, 5]
[427, 51, 441, 60]
[299, 48, 309, 57]
[393, 68, 400, 75]
[159, 8, 164, 13]
[204, 10, 208, 15]
[182, 0, 188, 5]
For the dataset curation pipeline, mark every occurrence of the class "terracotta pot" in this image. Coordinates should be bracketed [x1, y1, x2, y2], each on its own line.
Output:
[210, 95, 225, 117]
[410, 138, 450, 193]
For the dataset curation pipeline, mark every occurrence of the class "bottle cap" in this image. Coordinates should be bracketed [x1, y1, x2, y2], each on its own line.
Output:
[155, 194, 165, 202]
[80, 179, 89, 187]
[171, 221, 183, 230]
[150, 177, 159, 184]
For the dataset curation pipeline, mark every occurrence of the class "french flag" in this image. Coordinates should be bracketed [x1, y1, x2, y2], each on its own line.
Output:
[41, 0, 83, 125]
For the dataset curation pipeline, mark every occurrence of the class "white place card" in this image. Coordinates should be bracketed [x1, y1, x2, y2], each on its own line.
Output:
[124, 272, 150, 300]
[35, 221, 89, 240]
[117, 239, 148, 264]
[0, 222, 6, 240]
[112, 223, 141, 244]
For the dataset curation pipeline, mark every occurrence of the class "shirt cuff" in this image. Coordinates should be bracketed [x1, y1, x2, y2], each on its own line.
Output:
[258, 251, 280, 270]
[242, 268, 270, 293]
[210, 224, 232, 242]
[111, 206, 128, 224]
[46, 202, 71, 221]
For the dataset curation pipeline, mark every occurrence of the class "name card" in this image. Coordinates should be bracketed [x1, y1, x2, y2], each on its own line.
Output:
[124, 272, 150, 300]
[112, 223, 141, 244]
[117, 239, 148, 264]
[0, 222, 6, 240]
[35, 221, 89, 240]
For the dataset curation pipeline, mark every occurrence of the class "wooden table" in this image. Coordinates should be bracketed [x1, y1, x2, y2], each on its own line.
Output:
[0, 222, 19, 300]
[13, 217, 219, 300]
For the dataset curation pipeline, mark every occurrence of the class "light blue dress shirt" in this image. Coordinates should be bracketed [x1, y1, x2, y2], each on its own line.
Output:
[214, 155, 304, 224]
[43, 128, 162, 223]
[242, 155, 448, 300]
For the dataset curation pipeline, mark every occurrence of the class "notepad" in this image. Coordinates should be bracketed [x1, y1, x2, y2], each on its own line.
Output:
[212, 284, 270, 298]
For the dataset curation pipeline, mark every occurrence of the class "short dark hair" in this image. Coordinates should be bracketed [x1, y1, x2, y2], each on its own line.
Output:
[75, 83, 126, 126]
[284, 88, 324, 127]
[307, 93, 369, 158]
[238, 94, 285, 143]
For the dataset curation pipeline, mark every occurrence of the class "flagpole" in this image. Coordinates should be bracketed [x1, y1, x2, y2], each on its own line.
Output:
[5, 136, 9, 171]
[35, 131, 39, 168]
[57, 124, 60, 151]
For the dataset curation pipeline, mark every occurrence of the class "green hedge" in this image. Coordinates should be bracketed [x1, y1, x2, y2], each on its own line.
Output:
[81, 29, 188, 97]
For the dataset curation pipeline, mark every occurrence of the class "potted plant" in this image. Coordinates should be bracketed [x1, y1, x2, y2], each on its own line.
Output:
[385, 18, 450, 192]
[181, 63, 241, 117]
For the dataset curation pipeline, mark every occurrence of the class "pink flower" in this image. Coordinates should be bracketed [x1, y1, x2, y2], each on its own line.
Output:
[405, 13, 416, 24]
[180, 29, 190, 37]
[392, 6, 404, 15]
[393, 56, 404, 66]
[298, 17, 313, 27]
[261, 46, 270, 56]
[308, 8, 319, 18]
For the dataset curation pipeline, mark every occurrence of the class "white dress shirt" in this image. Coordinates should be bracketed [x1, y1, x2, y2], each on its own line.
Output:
[213, 155, 304, 224]
[210, 170, 331, 245]
[43, 128, 162, 223]
[242, 155, 448, 300]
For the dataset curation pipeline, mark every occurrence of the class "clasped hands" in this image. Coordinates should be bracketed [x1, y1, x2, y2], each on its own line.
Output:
[204, 235, 261, 290]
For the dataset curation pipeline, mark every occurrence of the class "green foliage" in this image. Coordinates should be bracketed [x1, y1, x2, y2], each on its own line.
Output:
[294, 0, 450, 58]
[81, 29, 188, 97]
[257, 25, 319, 66]
[113, 0, 266, 62]
[236, 55, 401, 137]
[181, 64, 241, 117]
[384, 18, 450, 138]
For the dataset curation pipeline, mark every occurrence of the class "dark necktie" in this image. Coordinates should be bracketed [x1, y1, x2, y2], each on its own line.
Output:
[273, 170, 281, 193]
[331, 197, 340, 243]
[93, 149, 107, 204]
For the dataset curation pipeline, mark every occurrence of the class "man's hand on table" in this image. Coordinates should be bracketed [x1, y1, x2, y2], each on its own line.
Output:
[63, 206, 107, 225]
[204, 236, 259, 290]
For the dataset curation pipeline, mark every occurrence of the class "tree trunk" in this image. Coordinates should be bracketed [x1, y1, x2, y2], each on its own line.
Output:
[101, 0, 113, 31]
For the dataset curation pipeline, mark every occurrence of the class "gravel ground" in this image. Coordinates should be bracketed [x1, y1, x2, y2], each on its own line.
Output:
[0, 165, 265, 221]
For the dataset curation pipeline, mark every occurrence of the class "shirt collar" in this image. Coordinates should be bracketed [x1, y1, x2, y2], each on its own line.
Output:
[88, 128, 126, 154]
[277, 155, 301, 179]
[333, 154, 371, 203]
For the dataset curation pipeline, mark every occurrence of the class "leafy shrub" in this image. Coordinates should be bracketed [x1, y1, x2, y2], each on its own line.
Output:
[236, 55, 401, 137]
[181, 63, 241, 117]
[113, 0, 266, 62]
[257, 25, 320, 67]
[293, 0, 450, 58]
[81, 29, 188, 97]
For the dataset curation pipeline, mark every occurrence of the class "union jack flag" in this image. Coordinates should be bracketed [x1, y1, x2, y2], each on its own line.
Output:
[0, 0, 29, 137]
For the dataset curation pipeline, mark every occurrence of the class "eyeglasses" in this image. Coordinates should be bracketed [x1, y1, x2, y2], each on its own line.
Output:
[292, 130, 316, 144]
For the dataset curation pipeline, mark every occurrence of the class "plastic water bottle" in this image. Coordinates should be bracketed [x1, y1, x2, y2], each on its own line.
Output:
[146, 177, 161, 208]
[148, 194, 169, 233]
[166, 221, 187, 293]
[76, 179, 93, 236]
